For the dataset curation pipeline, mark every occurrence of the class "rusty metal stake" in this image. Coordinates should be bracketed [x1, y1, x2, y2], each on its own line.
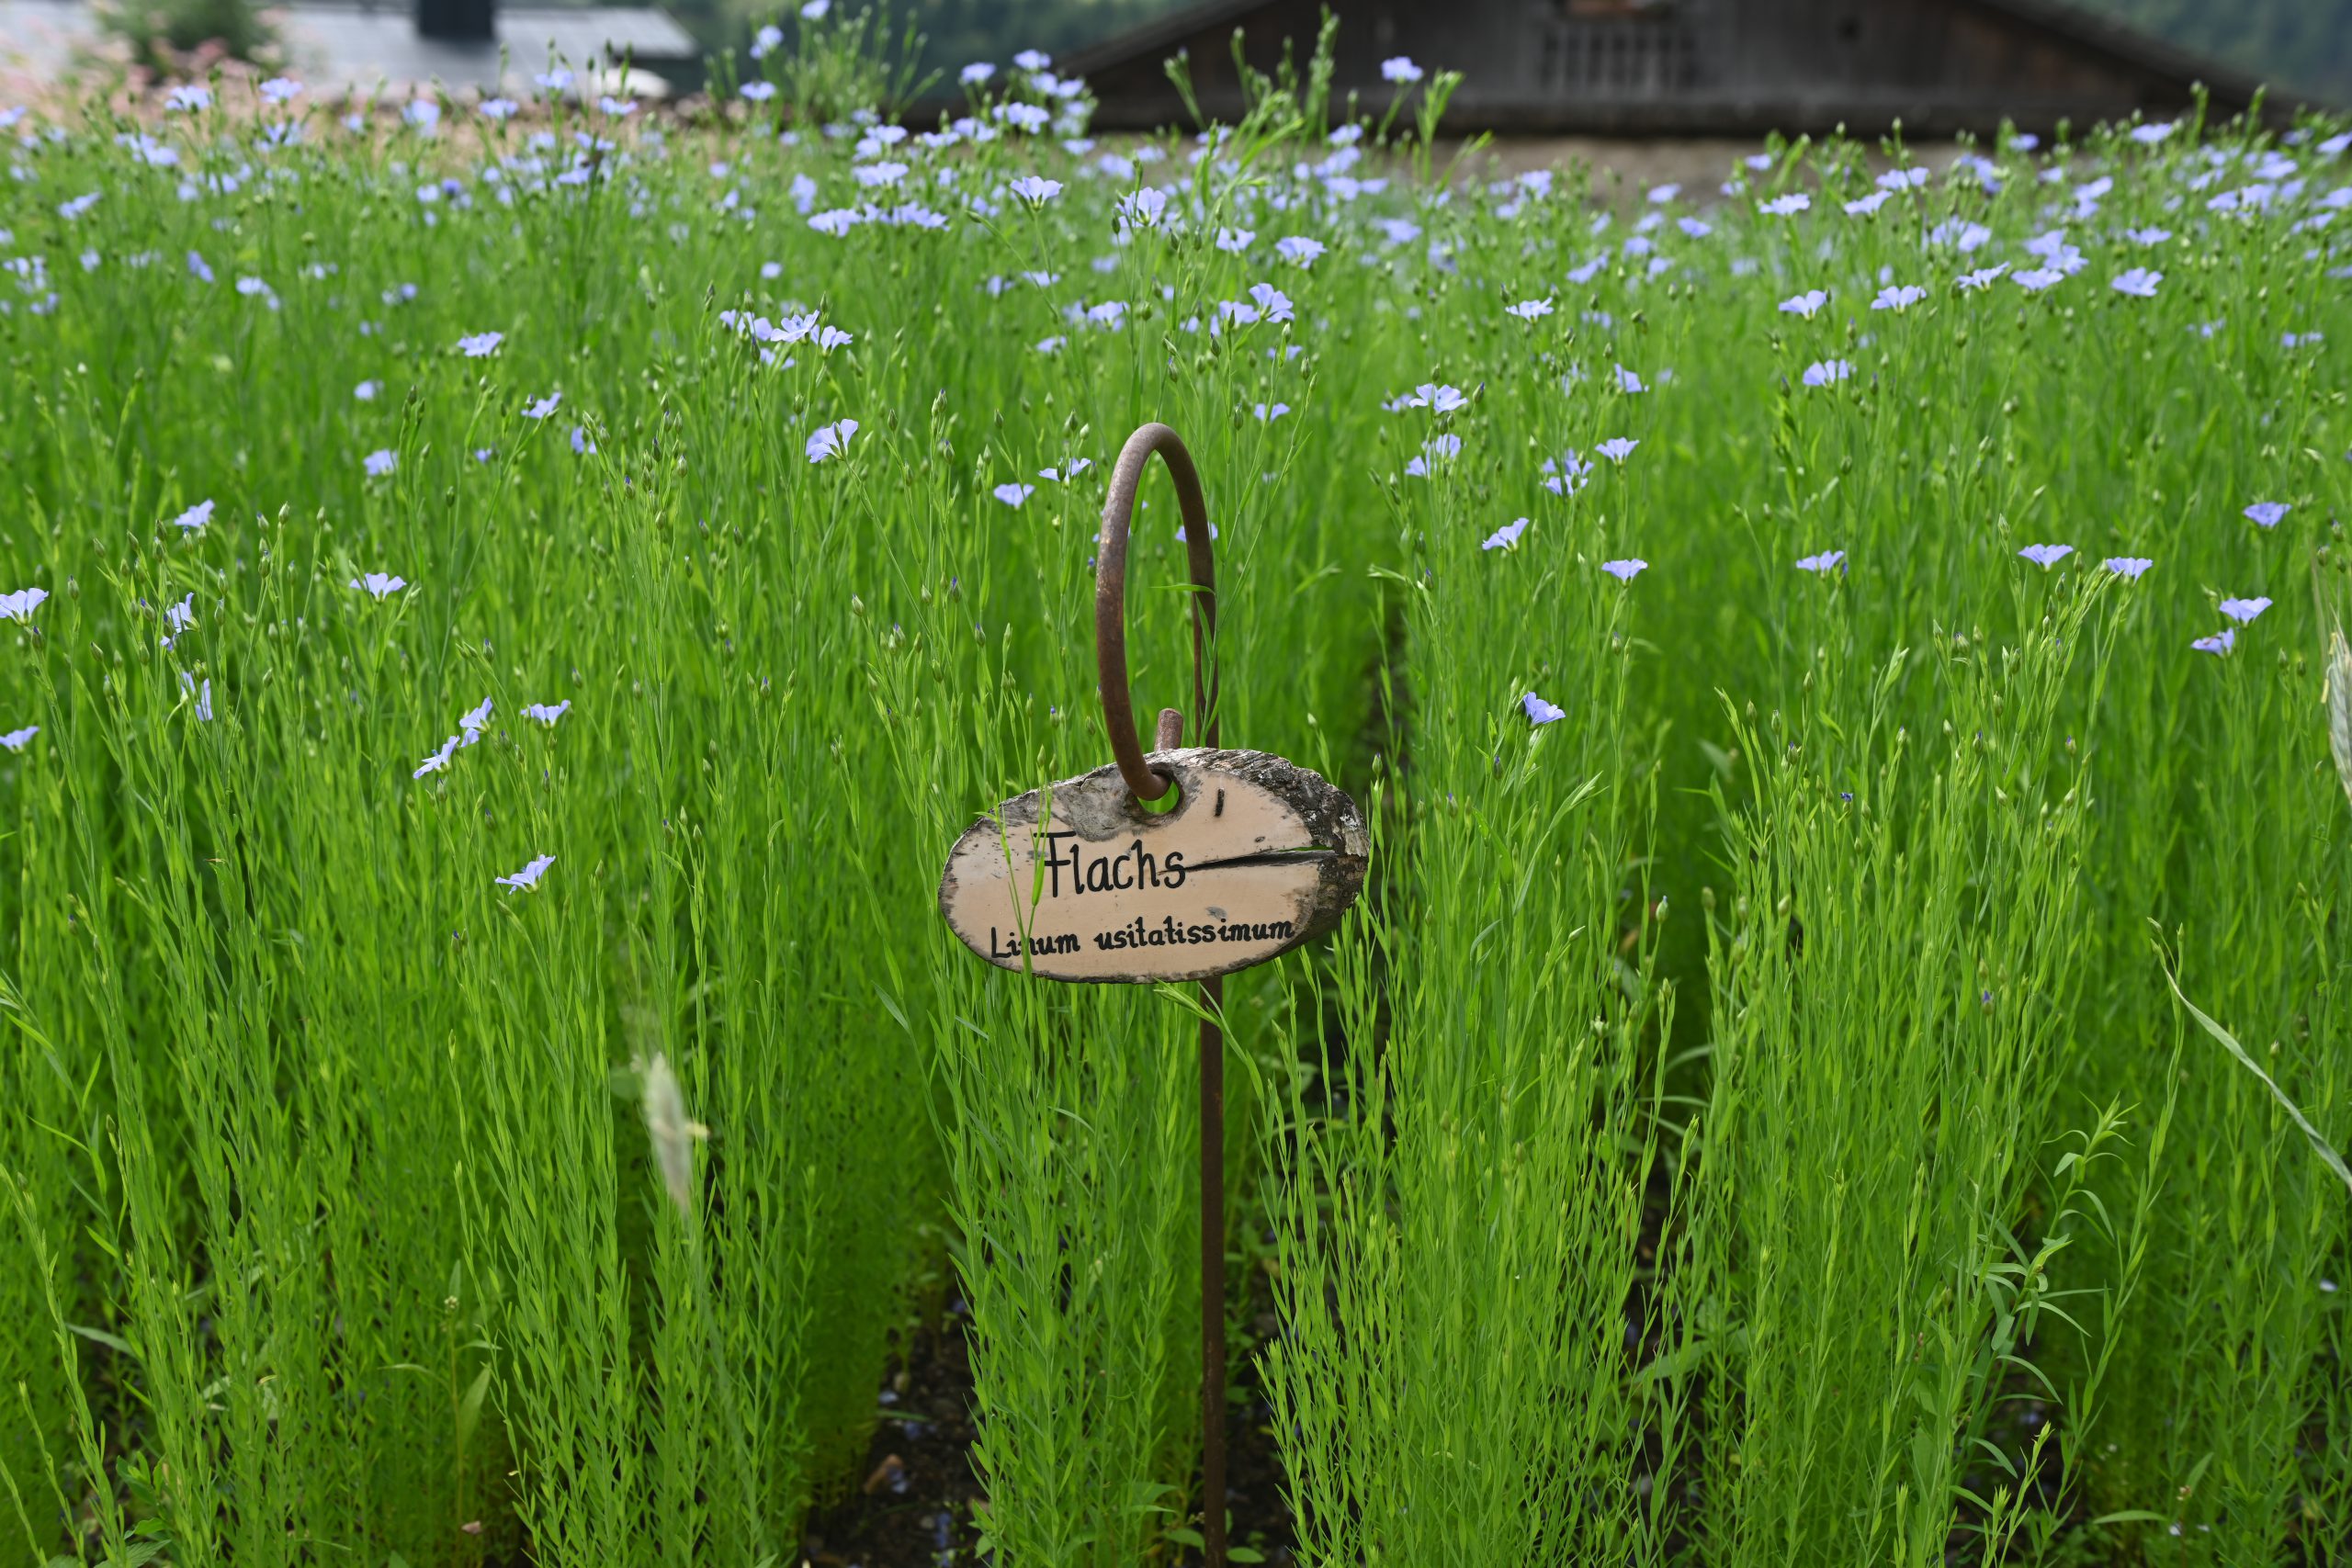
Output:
[1099, 424, 1225, 1568]
[1196, 969, 1227, 1568]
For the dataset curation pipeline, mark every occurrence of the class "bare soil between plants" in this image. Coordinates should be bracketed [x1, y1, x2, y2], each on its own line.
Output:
[802, 1286, 1301, 1568]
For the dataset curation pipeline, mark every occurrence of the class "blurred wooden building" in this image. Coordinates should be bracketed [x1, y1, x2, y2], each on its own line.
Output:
[1060, 0, 2290, 136]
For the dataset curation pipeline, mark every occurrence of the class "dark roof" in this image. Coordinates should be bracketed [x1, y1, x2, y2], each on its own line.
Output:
[1032, 0, 2308, 137]
[1959, 0, 2265, 103]
[1060, 0, 1264, 82]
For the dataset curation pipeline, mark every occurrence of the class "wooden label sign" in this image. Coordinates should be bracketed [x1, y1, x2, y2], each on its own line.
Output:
[939, 748, 1369, 983]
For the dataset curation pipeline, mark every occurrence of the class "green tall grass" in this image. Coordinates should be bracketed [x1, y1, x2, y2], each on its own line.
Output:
[1682, 581, 2110, 1563]
[0, 28, 2348, 1568]
[1262, 402, 1676, 1563]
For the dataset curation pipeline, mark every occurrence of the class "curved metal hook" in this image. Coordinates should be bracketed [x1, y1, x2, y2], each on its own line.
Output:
[1095, 423, 1219, 801]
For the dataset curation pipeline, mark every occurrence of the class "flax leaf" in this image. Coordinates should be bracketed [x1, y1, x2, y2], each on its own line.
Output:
[2163, 964, 2352, 1199]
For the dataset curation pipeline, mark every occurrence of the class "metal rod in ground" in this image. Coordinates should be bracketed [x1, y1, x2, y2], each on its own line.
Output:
[1152, 702, 1227, 1565]
[1199, 972, 1227, 1568]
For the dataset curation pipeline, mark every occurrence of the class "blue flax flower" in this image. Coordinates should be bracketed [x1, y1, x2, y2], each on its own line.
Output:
[496, 854, 555, 892]
[1404, 434, 1462, 477]
[1116, 188, 1169, 229]
[1248, 282, 1294, 321]
[413, 734, 458, 778]
[807, 419, 858, 463]
[1542, 450, 1593, 496]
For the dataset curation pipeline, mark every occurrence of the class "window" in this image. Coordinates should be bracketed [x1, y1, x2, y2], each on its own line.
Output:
[1543, 0, 1711, 94]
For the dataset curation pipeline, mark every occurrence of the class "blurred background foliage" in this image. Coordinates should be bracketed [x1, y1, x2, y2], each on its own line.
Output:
[95, 0, 282, 73]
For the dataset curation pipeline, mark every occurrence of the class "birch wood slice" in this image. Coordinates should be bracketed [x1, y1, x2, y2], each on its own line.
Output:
[938, 747, 1370, 983]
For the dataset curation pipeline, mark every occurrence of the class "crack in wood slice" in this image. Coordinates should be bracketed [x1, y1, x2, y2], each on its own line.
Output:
[937, 748, 1370, 983]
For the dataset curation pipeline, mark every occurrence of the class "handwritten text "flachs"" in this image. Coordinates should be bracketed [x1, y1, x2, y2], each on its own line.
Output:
[1040, 832, 1188, 897]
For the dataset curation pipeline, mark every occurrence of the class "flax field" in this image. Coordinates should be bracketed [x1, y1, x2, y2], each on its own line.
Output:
[2, 17, 2350, 1566]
